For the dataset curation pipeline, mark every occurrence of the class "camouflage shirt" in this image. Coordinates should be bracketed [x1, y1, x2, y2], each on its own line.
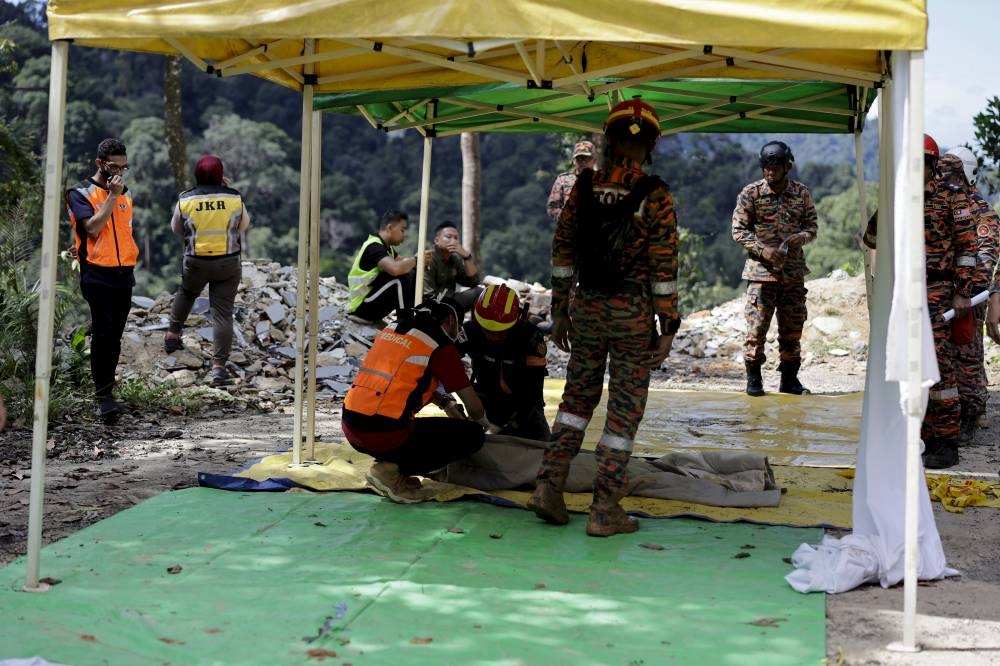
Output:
[423, 249, 480, 300]
[551, 157, 679, 321]
[547, 171, 577, 223]
[968, 190, 999, 292]
[924, 180, 977, 297]
[732, 178, 818, 282]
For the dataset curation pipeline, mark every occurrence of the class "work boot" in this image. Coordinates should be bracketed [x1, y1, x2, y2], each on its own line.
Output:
[745, 360, 765, 397]
[922, 439, 959, 470]
[365, 461, 426, 504]
[586, 445, 639, 537]
[778, 360, 810, 395]
[958, 413, 977, 445]
[527, 434, 582, 525]
[97, 397, 123, 425]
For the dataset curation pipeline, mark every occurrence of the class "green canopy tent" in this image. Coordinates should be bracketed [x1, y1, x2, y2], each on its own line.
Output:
[32, 0, 938, 652]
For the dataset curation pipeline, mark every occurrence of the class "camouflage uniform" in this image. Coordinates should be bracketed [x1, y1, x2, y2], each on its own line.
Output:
[731, 178, 818, 365]
[547, 171, 578, 223]
[922, 180, 977, 448]
[541, 155, 679, 509]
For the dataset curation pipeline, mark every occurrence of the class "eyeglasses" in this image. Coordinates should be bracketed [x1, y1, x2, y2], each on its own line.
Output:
[102, 160, 130, 173]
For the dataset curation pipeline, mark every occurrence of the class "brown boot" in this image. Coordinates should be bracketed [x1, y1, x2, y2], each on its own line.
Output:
[527, 477, 569, 525]
[586, 443, 639, 537]
[586, 502, 639, 537]
[526, 433, 580, 525]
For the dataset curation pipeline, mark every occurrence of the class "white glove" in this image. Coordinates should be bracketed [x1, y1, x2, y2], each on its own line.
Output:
[475, 415, 500, 433]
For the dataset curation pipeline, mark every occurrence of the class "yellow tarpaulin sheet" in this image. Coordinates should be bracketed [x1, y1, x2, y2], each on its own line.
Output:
[236, 442, 855, 529]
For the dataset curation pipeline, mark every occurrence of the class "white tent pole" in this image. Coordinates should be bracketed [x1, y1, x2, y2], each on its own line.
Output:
[414, 136, 433, 304]
[899, 49, 925, 653]
[24, 40, 69, 592]
[291, 40, 316, 467]
[854, 129, 873, 308]
[305, 108, 322, 461]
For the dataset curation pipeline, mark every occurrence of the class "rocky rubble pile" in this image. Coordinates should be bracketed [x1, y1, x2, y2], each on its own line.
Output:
[119, 261, 875, 401]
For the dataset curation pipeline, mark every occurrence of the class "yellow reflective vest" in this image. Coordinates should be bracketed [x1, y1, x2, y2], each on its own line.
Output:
[177, 185, 245, 257]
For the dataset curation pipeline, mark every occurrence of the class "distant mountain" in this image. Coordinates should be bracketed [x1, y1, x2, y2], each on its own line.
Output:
[727, 132, 880, 181]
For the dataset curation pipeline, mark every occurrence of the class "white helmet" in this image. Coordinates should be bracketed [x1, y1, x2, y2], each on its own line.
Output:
[944, 146, 979, 187]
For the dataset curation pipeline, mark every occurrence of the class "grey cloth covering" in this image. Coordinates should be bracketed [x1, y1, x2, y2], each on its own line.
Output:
[445, 434, 782, 508]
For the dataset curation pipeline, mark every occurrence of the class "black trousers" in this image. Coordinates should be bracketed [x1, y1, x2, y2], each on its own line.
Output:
[352, 417, 485, 477]
[81, 281, 132, 399]
[352, 270, 415, 322]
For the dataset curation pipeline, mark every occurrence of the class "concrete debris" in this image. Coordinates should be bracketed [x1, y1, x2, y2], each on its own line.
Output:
[116, 261, 872, 402]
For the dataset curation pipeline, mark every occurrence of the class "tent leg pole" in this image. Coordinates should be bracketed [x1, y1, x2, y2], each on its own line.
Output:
[414, 136, 434, 303]
[24, 40, 69, 592]
[291, 41, 316, 468]
[305, 108, 322, 462]
[854, 129, 873, 310]
[885, 48, 924, 655]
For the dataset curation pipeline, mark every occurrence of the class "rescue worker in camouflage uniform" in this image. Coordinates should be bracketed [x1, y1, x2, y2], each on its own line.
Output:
[919, 135, 977, 469]
[938, 148, 999, 444]
[546, 141, 596, 223]
[528, 99, 679, 537]
[732, 141, 818, 397]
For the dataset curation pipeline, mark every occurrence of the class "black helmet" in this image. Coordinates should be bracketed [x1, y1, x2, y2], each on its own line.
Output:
[759, 141, 794, 168]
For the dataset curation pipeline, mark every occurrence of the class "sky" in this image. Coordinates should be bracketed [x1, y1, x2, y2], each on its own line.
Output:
[923, 0, 995, 151]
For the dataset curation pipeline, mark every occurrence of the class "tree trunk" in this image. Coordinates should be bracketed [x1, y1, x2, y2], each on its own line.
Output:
[164, 55, 191, 192]
[460, 132, 481, 260]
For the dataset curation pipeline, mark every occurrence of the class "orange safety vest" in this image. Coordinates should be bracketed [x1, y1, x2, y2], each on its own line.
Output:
[66, 180, 139, 269]
[344, 322, 442, 424]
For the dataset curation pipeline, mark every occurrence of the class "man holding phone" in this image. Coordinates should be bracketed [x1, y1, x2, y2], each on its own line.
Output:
[66, 138, 139, 424]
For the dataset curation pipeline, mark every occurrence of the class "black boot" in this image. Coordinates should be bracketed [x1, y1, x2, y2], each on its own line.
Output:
[778, 360, 810, 395]
[922, 439, 958, 469]
[745, 361, 765, 397]
[958, 412, 977, 445]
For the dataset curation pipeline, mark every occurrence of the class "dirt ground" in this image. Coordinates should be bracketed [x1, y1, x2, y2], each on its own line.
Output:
[1, 354, 999, 664]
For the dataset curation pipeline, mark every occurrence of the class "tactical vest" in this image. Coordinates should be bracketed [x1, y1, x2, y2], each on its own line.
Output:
[66, 180, 138, 270]
[177, 185, 245, 257]
[574, 168, 664, 293]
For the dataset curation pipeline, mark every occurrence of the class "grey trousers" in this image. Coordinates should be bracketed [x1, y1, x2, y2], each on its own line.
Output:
[169, 253, 241, 364]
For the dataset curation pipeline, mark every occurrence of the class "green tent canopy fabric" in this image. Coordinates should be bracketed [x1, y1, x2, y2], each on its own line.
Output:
[314, 79, 878, 136]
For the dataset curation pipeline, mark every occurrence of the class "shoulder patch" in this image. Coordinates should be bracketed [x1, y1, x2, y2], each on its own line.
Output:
[978, 224, 992, 237]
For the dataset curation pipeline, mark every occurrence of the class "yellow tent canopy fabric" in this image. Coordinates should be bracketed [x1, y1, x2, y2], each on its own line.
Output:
[47, 0, 926, 94]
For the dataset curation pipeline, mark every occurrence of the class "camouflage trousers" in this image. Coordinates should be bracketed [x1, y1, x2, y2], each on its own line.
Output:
[742, 280, 808, 365]
[952, 302, 988, 418]
[924, 283, 961, 443]
[537, 290, 652, 497]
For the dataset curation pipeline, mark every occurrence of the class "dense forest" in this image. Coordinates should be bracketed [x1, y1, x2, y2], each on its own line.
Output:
[0, 0, 893, 312]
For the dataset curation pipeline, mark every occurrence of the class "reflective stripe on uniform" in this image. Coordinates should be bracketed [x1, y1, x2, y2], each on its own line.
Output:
[404, 355, 431, 367]
[929, 387, 959, 401]
[599, 432, 633, 452]
[956, 255, 976, 267]
[652, 280, 677, 295]
[551, 265, 575, 278]
[357, 367, 394, 382]
[555, 410, 588, 431]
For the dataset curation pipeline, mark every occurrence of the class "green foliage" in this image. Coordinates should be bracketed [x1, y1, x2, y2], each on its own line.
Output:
[116, 377, 215, 415]
[974, 95, 1000, 191]
[805, 181, 878, 278]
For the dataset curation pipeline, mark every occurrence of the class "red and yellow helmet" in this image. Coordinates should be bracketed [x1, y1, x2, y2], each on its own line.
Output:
[474, 284, 521, 332]
[604, 99, 661, 143]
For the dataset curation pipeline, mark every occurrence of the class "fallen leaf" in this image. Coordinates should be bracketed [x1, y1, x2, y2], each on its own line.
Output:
[305, 648, 338, 661]
[489, 533, 502, 539]
[46, 439, 55, 451]
[158, 637, 185, 645]
[747, 617, 787, 628]
[740, 544, 755, 550]
[39, 577, 62, 585]
[80, 634, 96, 642]
[638, 543, 665, 551]
[409, 637, 433, 645]
[533, 583, 546, 589]
[314, 521, 327, 527]
[166, 564, 183, 574]
[447, 527, 465, 534]
[204, 627, 222, 634]
[733, 552, 751, 559]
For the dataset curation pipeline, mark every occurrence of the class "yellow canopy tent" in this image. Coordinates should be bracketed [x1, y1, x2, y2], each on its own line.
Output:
[34, 0, 935, 651]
